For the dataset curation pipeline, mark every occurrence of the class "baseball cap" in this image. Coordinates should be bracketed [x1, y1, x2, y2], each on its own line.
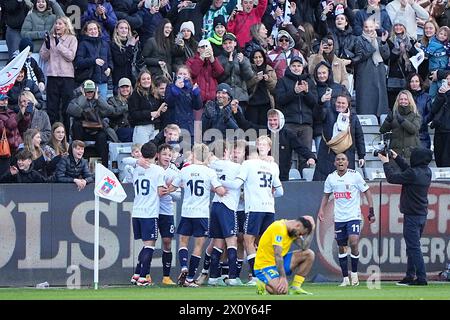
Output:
[222, 33, 236, 42]
[83, 80, 96, 92]
[290, 56, 304, 65]
[118, 77, 132, 87]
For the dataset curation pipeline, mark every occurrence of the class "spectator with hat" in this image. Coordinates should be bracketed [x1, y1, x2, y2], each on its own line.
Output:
[207, 15, 227, 57]
[67, 80, 114, 166]
[217, 32, 253, 107]
[275, 55, 318, 151]
[202, 82, 240, 141]
[107, 77, 134, 142]
[203, 0, 237, 39]
[173, 21, 199, 70]
[226, 0, 268, 48]
[386, 0, 429, 40]
[186, 39, 225, 105]
[267, 30, 303, 79]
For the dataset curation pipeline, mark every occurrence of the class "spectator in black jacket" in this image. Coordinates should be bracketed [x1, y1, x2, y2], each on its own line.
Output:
[379, 147, 432, 286]
[275, 55, 317, 151]
[0, 149, 47, 183]
[55, 139, 94, 190]
[110, 0, 144, 30]
[1, 0, 31, 57]
[231, 107, 316, 181]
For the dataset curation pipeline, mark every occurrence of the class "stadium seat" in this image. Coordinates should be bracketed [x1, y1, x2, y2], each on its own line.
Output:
[431, 167, 450, 181]
[302, 167, 315, 181]
[289, 168, 302, 180]
[108, 142, 133, 181]
[380, 114, 388, 125]
[364, 168, 386, 181]
[357, 114, 379, 126]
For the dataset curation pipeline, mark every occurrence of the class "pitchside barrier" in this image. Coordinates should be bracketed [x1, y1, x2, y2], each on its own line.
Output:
[0, 181, 449, 287]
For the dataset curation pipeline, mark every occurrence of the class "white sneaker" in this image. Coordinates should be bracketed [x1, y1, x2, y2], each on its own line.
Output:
[208, 277, 227, 286]
[225, 278, 244, 286]
[351, 272, 359, 286]
[246, 278, 258, 286]
[183, 279, 199, 288]
[339, 277, 350, 287]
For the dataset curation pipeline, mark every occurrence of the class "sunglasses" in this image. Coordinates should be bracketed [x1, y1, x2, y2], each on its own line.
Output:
[199, 45, 208, 49]
[279, 38, 289, 43]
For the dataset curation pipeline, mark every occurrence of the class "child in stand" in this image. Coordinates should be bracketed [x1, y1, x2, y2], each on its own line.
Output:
[121, 143, 143, 183]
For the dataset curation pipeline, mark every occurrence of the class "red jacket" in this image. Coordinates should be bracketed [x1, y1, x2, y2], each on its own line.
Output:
[0, 108, 23, 153]
[186, 54, 225, 104]
[226, 0, 268, 48]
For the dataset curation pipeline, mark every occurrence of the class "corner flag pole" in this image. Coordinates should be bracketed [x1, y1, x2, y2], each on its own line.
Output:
[94, 194, 100, 290]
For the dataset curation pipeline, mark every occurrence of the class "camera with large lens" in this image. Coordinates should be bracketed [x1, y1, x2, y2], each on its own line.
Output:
[373, 133, 392, 157]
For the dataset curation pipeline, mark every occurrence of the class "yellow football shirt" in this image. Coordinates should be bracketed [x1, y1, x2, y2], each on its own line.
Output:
[254, 219, 295, 270]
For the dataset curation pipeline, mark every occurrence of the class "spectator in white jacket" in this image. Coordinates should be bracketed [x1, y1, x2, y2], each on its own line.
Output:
[386, 0, 429, 40]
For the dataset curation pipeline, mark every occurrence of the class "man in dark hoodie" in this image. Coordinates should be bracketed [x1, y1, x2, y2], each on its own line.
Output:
[379, 147, 432, 286]
[231, 107, 316, 181]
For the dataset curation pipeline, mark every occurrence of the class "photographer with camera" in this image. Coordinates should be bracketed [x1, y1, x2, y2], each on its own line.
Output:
[378, 146, 432, 286]
[379, 90, 421, 164]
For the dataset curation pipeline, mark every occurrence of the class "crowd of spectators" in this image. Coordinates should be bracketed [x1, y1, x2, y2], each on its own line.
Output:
[0, 0, 449, 186]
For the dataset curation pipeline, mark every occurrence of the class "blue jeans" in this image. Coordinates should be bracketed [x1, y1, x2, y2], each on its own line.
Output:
[6, 26, 21, 58]
[403, 214, 427, 281]
[96, 83, 108, 100]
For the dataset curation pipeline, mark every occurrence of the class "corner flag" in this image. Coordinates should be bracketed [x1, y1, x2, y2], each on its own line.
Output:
[0, 46, 30, 94]
[94, 163, 127, 203]
[93, 163, 127, 289]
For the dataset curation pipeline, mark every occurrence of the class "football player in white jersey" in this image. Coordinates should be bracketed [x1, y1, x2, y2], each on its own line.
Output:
[318, 153, 375, 287]
[169, 143, 226, 287]
[156, 143, 181, 285]
[130, 142, 167, 286]
[224, 135, 284, 285]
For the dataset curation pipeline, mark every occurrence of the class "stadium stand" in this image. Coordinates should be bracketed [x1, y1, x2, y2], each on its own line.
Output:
[288, 168, 302, 180]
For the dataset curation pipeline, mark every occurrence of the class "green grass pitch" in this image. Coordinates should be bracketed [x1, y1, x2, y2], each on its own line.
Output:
[0, 282, 449, 300]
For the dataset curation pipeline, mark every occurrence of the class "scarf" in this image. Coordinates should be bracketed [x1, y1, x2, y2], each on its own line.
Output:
[392, 33, 413, 72]
[362, 31, 383, 66]
[332, 109, 350, 139]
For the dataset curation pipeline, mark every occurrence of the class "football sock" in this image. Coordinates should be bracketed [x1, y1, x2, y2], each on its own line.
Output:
[247, 253, 256, 277]
[351, 253, 360, 273]
[338, 252, 349, 277]
[162, 250, 172, 277]
[178, 247, 189, 270]
[202, 251, 211, 272]
[220, 262, 229, 276]
[227, 247, 238, 279]
[292, 275, 305, 288]
[134, 248, 144, 275]
[236, 259, 244, 277]
[187, 255, 201, 280]
[139, 246, 155, 278]
[209, 247, 223, 279]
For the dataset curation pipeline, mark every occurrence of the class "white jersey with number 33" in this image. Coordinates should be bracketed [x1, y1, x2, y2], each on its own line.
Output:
[324, 169, 369, 222]
[237, 159, 282, 214]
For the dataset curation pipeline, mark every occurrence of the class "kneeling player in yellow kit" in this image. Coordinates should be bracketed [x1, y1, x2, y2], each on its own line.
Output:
[254, 216, 315, 295]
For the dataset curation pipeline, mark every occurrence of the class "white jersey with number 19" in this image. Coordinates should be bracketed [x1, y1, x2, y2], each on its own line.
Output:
[132, 164, 166, 219]
[237, 159, 282, 214]
[171, 164, 222, 218]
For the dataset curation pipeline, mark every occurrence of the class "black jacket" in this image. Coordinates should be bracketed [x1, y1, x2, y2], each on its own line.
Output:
[275, 68, 317, 126]
[383, 148, 432, 216]
[0, 164, 47, 183]
[55, 152, 94, 184]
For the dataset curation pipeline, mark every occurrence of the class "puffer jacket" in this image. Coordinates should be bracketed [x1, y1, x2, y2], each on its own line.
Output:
[380, 106, 422, 160]
[0, 107, 22, 153]
[81, 1, 117, 43]
[431, 90, 450, 133]
[330, 25, 358, 63]
[55, 151, 94, 183]
[20, 2, 65, 53]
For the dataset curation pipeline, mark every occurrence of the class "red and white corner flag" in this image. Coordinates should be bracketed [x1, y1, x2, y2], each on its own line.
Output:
[0, 46, 30, 94]
[94, 163, 127, 203]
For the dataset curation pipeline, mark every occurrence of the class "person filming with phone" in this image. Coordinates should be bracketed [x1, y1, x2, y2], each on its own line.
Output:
[378, 146, 432, 286]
